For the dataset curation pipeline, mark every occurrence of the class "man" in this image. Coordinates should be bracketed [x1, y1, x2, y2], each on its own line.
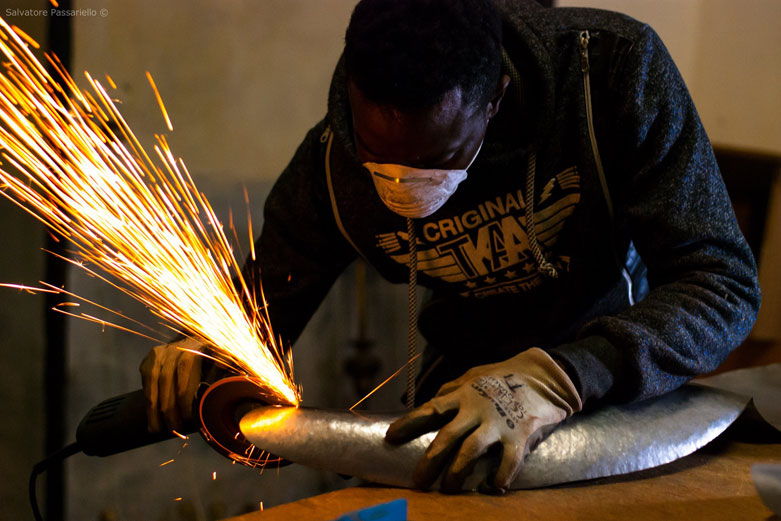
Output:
[141, 0, 760, 493]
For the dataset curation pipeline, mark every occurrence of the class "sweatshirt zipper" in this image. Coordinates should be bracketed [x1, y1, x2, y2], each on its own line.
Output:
[580, 31, 635, 305]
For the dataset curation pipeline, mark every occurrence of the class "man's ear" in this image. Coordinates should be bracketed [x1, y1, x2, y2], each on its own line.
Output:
[486, 74, 511, 121]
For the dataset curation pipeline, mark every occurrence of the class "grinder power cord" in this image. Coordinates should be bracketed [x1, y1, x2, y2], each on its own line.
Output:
[28, 376, 280, 521]
[29, 388, 198, 521]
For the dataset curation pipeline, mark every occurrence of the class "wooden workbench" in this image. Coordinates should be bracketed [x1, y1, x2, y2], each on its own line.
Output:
[225, 426, 781, 521]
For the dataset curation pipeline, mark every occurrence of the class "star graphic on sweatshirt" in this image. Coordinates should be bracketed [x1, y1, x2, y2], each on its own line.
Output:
[504, 270, 518, 279]
[483, 276, 497, 284]
[522, 262, 536, 273]
[465, 280, 478, 289]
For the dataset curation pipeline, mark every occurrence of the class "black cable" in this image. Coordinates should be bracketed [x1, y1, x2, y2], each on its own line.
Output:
[29, 442, 81, 521]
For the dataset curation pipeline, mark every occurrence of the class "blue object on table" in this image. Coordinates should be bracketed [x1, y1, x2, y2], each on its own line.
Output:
[332, 498, 407, 521]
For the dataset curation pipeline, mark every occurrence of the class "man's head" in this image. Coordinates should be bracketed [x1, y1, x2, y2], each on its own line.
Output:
[345, 0, 509, 172]
[345, 0, 504, 111]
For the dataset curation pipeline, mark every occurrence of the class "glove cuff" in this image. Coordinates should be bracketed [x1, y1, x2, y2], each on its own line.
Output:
[514, 347, 583, 416]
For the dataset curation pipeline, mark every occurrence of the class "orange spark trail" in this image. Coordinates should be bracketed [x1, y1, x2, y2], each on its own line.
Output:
[11, 26, 39, 50]
[349, 353, 422, 411]
[243, 186, 255, 262]
[145, 70, 173, 131]
[0, 17, 299, 407]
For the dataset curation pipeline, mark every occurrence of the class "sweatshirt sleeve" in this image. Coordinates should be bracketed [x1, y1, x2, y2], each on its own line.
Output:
[245, 120, 357, 347]
[549, 26, 761, 405]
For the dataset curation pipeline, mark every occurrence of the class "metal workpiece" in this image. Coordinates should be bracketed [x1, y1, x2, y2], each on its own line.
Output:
[694, 363, 781, 431]
[240, 407, 433, 488]
[511, 383, 746, 488]
[239, 384, 749, 491]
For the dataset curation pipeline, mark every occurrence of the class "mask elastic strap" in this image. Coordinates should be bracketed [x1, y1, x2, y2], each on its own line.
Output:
[465, 138, 484, 171]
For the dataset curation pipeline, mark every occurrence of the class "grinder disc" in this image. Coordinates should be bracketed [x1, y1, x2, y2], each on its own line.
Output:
[198, 376, 291, 468]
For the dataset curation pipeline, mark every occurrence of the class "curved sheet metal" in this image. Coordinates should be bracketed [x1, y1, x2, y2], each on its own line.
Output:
[240, 384, 748, 490]
[694, 363, 781, 432]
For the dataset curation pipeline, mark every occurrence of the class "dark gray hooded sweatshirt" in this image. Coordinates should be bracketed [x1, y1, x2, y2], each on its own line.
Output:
[250, 0, 761, 407]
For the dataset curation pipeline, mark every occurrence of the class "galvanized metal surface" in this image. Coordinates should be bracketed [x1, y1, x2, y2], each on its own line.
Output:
[240, 384, 748, 490]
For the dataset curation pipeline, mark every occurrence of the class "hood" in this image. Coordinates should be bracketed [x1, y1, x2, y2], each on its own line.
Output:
[326, 0, 558, 162]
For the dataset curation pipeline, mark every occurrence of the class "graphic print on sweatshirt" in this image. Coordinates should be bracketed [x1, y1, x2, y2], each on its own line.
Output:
[376, 166, 580, 298]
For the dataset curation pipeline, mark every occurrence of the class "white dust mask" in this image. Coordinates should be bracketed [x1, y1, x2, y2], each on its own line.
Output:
[365, 140, 482, 218]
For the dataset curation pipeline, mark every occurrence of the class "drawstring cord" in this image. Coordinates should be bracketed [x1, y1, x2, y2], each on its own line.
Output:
[402, 154, 556, 410]
[525, 151, 558, 279]
[405, 217, 418, 409]
[502, 48, 557, 279]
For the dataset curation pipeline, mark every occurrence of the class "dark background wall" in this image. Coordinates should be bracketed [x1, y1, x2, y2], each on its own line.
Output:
[0, 7, 46, 521]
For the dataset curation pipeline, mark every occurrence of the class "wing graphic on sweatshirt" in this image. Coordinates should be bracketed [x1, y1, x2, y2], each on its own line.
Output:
[376, 166, 580, 295]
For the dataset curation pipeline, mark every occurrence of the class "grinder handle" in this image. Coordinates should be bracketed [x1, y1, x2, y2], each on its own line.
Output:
[76, 389, 197, 457]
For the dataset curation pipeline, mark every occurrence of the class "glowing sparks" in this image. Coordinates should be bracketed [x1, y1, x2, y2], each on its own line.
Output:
[0, 17, 299, 407]
[349, 352, 422, 411]
[172, 430, 189, 440]
[243, 186, 255, 262]
[10, 26, 39, 50]
[0, 283, 58, 294]
[160, 459, 175, 467]
[212, 471, 217, 480]
[145, 70, 173, 131]
[241, 407, 295, 431]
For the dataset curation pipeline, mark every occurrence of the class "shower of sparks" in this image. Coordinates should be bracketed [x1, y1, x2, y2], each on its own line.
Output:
[160, 459, 175, 467]
[0, 17, 299, 407]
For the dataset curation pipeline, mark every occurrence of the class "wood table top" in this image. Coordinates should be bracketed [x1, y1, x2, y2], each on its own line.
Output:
[225, 426, 781, 521]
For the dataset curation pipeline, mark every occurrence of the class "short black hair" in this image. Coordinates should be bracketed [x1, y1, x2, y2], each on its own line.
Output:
[344, 0, 503, 110]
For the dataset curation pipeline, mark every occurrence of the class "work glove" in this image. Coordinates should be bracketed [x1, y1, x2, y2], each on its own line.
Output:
[385, 347, 582, 493]
[139, 336, 207, 433]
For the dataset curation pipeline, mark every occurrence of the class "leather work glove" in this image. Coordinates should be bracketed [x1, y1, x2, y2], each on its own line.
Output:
[385, 347, 582, 493]
[139, 336, 207, 433]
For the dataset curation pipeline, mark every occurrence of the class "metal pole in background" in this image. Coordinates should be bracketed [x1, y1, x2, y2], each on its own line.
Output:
[45, 1, 71, 519]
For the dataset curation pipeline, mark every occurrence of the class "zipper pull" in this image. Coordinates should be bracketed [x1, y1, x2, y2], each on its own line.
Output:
[579, 30, 590, 73]
[319, 125, 332, 143]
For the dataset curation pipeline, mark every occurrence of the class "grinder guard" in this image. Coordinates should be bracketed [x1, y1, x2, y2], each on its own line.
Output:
[198, 375, 292, 468]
